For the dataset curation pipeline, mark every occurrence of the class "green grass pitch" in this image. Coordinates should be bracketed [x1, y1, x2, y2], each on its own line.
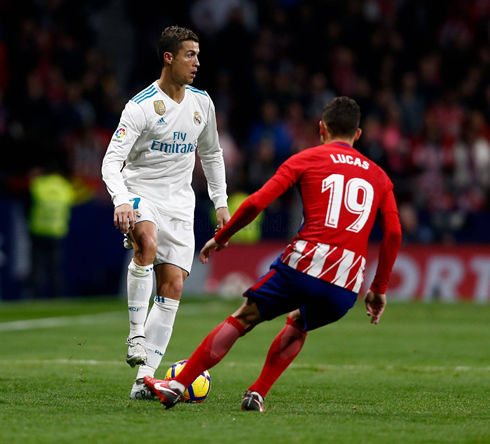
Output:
[1, 296, 489, 443]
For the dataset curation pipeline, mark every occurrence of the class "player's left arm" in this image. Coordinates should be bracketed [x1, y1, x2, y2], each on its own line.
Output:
[102, 102, 145, 233]
[197, 97, 228, 212]
[369, 187, 402, 295]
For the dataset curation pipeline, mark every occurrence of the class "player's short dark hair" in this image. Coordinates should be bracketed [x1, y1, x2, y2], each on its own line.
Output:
[156, 26, 199, 67]
[322, 97, 361, 138]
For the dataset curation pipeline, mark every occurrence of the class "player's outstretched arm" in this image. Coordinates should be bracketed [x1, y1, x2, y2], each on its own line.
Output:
[114, 203, 136, 234]
[200, 238, 228, 264]
[364, 290, 386, 324]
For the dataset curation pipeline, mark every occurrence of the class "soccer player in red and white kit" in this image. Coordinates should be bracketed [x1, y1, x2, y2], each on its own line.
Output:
[144, 96, 402, 411]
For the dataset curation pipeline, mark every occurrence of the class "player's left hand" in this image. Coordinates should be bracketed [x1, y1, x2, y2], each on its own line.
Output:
[215, 207, 231, 232]
[364, 290, 386, 324]
[200, 237, 228, 264]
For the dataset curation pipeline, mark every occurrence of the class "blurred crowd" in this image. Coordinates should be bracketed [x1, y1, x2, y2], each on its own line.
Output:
[1, 0, 490, 244]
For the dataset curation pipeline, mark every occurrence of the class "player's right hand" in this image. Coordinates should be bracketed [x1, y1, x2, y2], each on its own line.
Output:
[199, 237, 228, 264]
[364, 290, 387, 324]
[114, 203, 136, 234]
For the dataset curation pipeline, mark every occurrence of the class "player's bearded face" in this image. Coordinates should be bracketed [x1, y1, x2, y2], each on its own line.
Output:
[173, 41, 200, 85]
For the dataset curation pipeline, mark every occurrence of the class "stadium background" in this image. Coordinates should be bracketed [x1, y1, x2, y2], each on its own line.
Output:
[0, 0, 489, 301]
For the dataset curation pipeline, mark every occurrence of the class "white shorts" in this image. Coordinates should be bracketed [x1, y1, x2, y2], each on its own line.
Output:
[128, 193, 195, 274]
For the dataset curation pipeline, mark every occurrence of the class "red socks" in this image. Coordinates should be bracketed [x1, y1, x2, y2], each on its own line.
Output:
[248, 316, 307, 398]
[174, 315, 306, 399]
[175, 316, 245, 388]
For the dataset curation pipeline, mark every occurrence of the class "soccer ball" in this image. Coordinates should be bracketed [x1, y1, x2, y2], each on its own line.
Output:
[165, 360, 211, 403]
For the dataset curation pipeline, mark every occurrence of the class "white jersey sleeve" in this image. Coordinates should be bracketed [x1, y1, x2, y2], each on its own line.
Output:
[197, 97, 228, 209]
[101, 101, 146, 207]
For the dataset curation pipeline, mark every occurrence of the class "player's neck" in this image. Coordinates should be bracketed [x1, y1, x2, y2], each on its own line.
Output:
[322, 136, 354, 146]
[157, 74, 186, 104]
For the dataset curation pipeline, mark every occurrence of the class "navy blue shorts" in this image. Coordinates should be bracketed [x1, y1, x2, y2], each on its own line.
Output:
[244, 255, 357, 331]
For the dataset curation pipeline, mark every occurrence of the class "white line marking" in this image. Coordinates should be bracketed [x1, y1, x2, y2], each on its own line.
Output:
[0, 312, 122, 332]
[0, 302, 226, 332]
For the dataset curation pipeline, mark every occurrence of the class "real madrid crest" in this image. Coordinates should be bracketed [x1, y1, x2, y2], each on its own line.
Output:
[193, 111, 202, 125]
[153, 100, 166, 116]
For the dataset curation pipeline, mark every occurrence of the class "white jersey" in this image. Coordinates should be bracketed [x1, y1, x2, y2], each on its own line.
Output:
[101, 81, 228, 221]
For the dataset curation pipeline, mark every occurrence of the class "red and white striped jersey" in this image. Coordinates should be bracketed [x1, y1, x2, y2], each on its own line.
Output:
[281, 240, 366, 293]
[215, 141, 401, 294]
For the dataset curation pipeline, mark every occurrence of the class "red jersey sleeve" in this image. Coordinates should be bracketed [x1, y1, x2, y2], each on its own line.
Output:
[369, 188, 402, 294]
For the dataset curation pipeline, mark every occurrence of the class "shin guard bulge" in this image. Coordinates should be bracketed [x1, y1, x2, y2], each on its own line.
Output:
[144, 296, 180, 370]
[127, 260, 153, 337]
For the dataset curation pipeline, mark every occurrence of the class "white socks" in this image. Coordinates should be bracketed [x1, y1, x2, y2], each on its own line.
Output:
[135, 364, 156, 380]
[136, 296, 180, 379]
[127, 259, 153, 338]
[127, 259, 180, 380]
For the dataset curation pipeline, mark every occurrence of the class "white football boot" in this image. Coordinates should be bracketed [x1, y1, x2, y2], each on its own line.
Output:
[130, 378, 155, 400]
[126, 336, 147, 367]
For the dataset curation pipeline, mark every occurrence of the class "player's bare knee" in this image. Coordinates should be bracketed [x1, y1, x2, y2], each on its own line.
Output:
[289, 309, 304, 325]
[139, 234, 158, 253]
[242, 318, 262, 333]
[134, 234, 157, 261]
[232, 314, 260, 333]
[232, 300, 263, 333]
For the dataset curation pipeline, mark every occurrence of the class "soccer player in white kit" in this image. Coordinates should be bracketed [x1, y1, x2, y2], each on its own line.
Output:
[101, 26, 230, 399]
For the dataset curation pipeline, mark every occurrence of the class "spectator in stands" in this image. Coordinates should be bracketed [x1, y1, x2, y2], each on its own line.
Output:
[248, 100, 292, 167]
[397, 72, 426, 137]
[2, 0, 490, 247]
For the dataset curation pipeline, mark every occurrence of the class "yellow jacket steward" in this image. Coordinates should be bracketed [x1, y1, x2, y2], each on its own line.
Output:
[29, 173, 75, 238]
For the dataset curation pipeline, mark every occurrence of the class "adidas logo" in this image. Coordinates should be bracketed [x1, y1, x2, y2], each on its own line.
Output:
[157, 117, 167, 126]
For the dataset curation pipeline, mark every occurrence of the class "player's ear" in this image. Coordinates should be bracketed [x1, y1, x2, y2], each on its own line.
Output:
[319, 121, 326, 143]
[353, 128, 362, 142]
[163, 51, 173, 65]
